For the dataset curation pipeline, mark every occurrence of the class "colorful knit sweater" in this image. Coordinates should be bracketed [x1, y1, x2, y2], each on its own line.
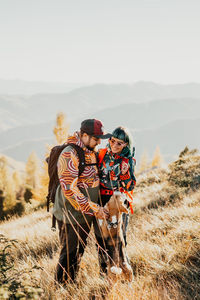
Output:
[98, 146, 136, 192]
[54, 132, 100, 218]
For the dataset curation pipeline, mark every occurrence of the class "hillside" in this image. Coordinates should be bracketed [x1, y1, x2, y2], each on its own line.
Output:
[0, 148, 199, 299]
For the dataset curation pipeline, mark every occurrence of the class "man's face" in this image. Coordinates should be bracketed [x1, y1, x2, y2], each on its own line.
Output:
[82, 133, 101, 150]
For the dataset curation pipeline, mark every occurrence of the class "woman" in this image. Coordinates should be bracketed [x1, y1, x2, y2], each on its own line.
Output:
[95, 126, 136, 274]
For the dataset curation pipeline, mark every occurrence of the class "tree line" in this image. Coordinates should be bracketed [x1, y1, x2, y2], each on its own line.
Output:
[0, 113, 164, 220]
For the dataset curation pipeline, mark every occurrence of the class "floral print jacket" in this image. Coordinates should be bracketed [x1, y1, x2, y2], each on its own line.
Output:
[98, 146, 136, 192]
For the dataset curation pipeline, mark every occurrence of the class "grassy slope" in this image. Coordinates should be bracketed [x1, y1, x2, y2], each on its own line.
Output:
[0, 148, 200, 299]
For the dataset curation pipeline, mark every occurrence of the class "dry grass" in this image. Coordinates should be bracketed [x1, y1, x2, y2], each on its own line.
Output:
[0, 149, 200, 299]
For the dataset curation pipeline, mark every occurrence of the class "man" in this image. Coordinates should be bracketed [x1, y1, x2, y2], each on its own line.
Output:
[53, 119, 111, 283]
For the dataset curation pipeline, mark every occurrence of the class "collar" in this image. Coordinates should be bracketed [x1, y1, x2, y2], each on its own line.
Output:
[66, 131, 95, 154]
[107, 219, 118, 229]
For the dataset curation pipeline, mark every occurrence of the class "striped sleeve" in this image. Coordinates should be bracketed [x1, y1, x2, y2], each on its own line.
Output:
[57, 147, 99, 215]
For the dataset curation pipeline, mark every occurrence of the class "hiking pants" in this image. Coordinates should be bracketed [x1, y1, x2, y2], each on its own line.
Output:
[56, 220, 92, 283]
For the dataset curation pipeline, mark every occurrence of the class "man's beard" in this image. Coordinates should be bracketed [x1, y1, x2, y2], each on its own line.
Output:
[86, 144, 96, 151]
[85, 140, 96, 151]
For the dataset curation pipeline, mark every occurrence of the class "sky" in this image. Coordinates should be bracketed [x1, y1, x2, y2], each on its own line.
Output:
[0, 0, 200, 84]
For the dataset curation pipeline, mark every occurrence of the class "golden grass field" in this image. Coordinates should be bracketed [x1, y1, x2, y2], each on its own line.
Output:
[0, 149, 200, 299]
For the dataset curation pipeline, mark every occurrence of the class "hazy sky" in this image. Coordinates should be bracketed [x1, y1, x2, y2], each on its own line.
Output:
[0, 0, 200, 84]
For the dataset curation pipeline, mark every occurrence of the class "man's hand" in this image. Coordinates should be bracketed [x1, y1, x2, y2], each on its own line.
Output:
[95, 207, 109, 219]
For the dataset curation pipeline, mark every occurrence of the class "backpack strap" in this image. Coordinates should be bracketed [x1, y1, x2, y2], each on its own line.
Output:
[67, 143, 97, 176]
[98, 148, 107, 166]
[67, 143, 85, 176]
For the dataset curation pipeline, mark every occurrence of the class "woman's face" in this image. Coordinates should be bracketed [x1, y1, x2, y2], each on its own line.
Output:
[109, 137, 127, 154]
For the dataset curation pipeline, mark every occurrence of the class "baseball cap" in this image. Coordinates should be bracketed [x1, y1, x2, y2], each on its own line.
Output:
[80, 119, 111, 139]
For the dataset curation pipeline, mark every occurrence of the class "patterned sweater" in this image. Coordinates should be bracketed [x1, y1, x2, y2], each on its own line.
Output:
[53, 132, 100, 222]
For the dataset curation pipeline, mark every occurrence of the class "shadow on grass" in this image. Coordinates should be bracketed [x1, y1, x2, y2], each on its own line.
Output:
[157, 249, 200, 300]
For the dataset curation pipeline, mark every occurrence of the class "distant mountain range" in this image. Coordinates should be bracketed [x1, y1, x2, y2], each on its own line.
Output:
[1, 79, 200, 98]
[0, 79, 85, 95]
[0, 81, 200, 163]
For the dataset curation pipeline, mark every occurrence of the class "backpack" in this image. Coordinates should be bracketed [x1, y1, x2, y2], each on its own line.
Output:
[46, 143, 97, 212]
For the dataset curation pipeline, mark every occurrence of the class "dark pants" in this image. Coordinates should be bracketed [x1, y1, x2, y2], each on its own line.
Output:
[55, 220, 92, 283]
[95, 194, 130, 274]
[55, 195, 129, 282]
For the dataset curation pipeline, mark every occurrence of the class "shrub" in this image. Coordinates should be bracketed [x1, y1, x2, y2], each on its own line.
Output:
[0, 234, 43, 299]
[168, 148, 200, 192]
[24, 188, 33, 203]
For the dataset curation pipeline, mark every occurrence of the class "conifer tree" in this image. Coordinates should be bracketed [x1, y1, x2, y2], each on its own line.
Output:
[36, 113, 69, 203]
[12, 171, 24, 200]
[0, 156, 15, 210]
[53, 112, 69, 144]
[5, 180, 16, 209]
[34, 149, 49, 202]
[138, 150, 149, 173]
[0, 157, 8, 192]
[152, 146, 163, 168]
[25, 151, 39, 190]
[12, 171, 21, 192]
[0, 157, 8, 212]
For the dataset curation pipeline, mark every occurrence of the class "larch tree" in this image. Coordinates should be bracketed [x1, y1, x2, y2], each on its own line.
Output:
[36, 113, 69, 204]
[0, 157, 8, 212]
[53, 112, 69, 145]
[12, 170, 24, 200]
[138, 150, 149, 174]
[151, 146, 163, 168]
[34, 146, 49, 202]
[12, 171, 21, 192]
[25, 151, 40, 191]
[0, 156, 15, 210]
[0, 156, 8, 192]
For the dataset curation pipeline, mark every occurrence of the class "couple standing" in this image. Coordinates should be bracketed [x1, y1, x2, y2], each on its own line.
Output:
[52, 118, 136, 283]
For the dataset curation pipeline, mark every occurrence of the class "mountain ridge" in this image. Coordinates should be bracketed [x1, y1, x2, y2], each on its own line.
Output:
[0, 82, 200, 163]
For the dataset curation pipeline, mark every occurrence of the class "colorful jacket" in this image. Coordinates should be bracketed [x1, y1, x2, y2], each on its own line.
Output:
[53, 132, 100, 223]
[98, 146, 136, 192]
